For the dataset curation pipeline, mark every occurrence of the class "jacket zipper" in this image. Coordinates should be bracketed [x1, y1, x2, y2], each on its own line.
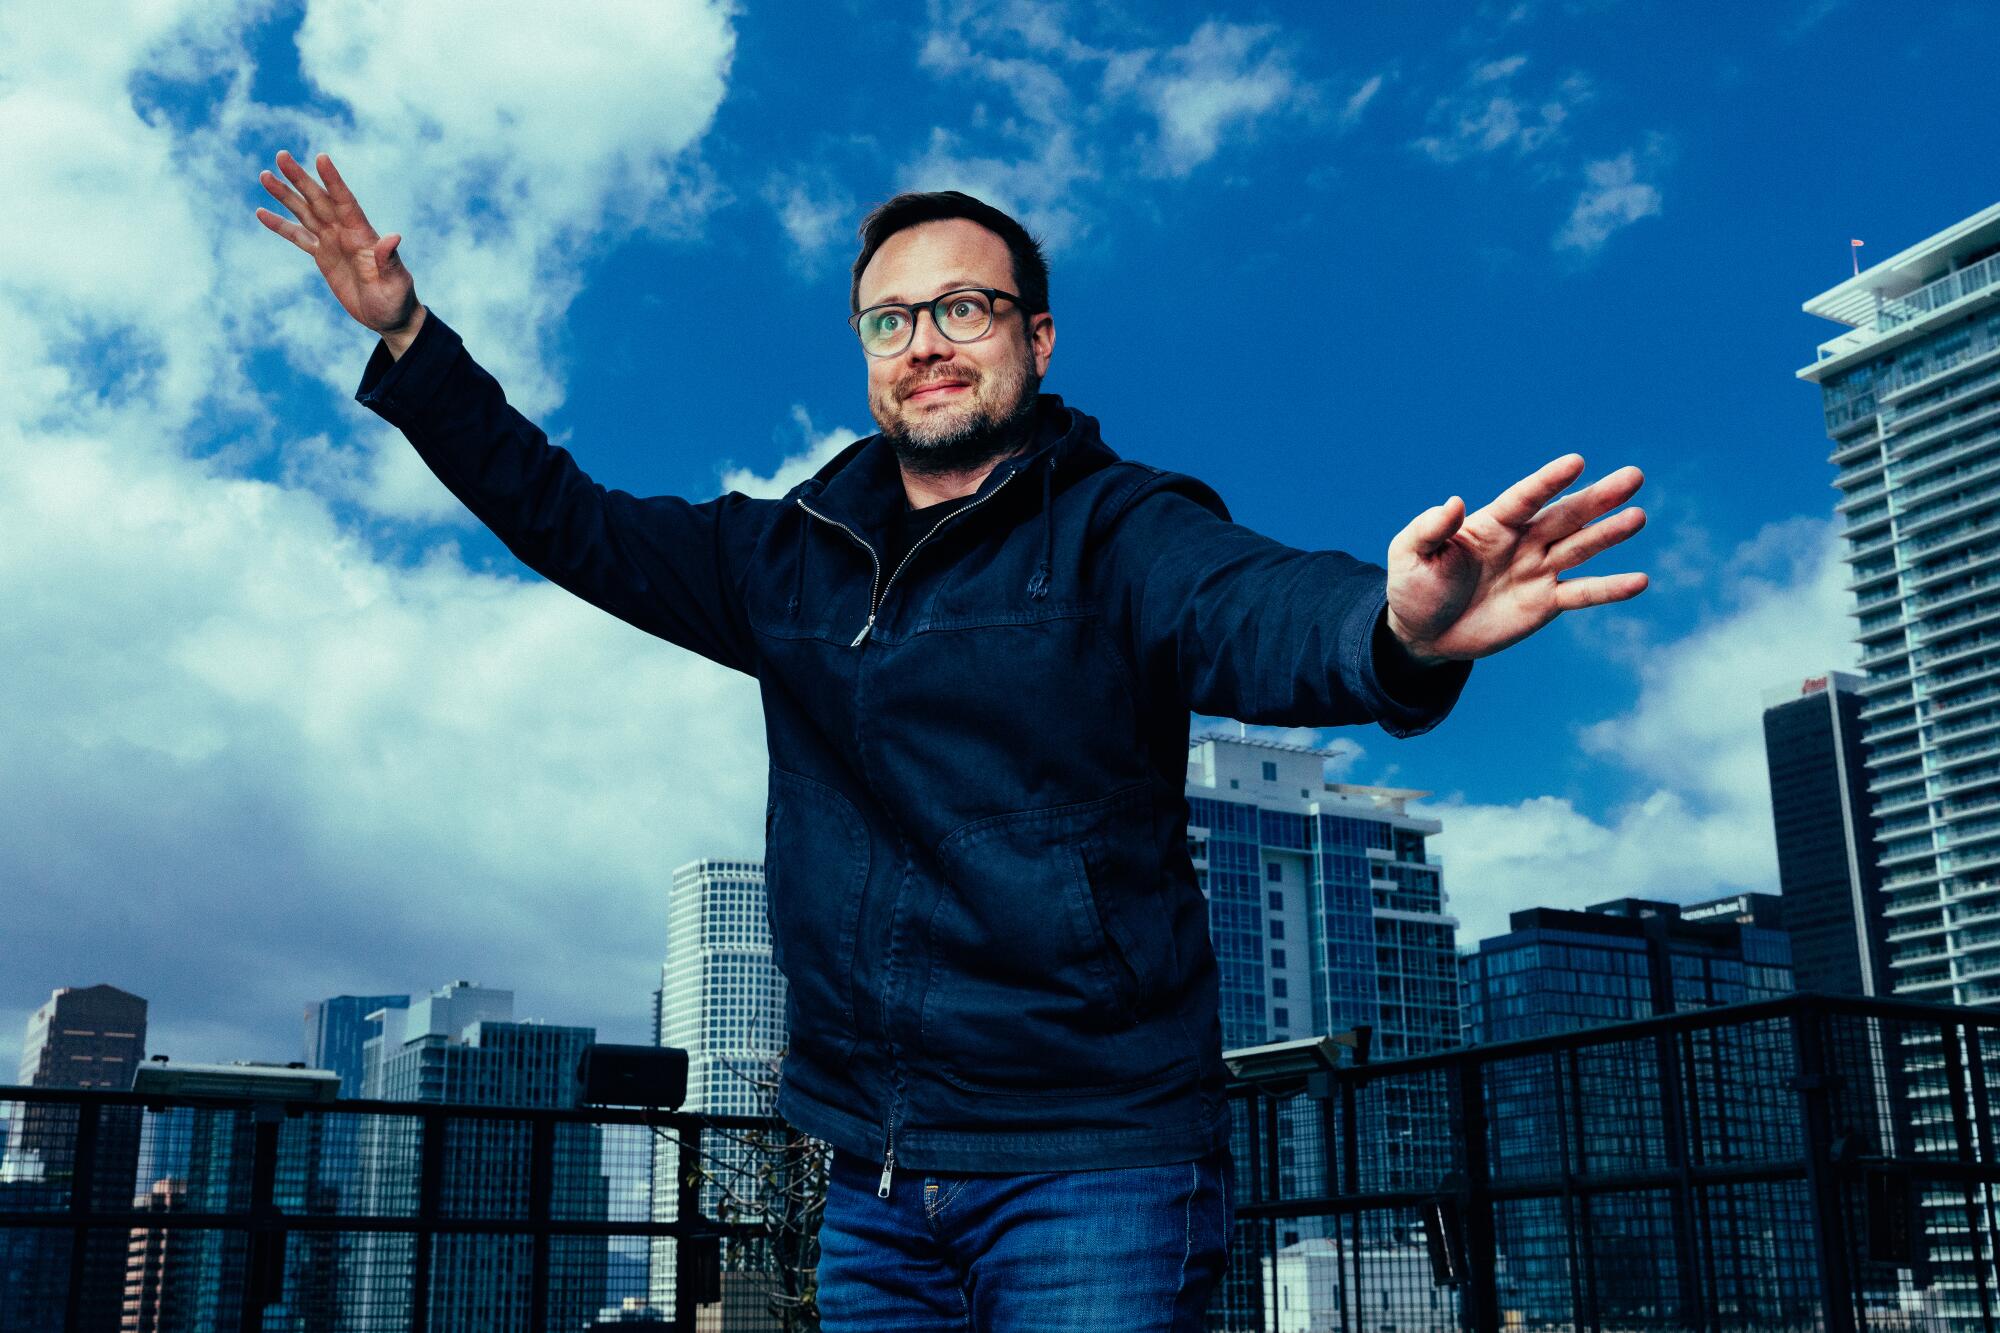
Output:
[878, 1103, 898, 1198]
[796, 467, 1020, 648]
[795, 469, 1025, 1199]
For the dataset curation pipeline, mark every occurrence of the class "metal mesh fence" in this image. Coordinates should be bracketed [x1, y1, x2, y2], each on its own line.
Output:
[8, 993, 2000, 1330]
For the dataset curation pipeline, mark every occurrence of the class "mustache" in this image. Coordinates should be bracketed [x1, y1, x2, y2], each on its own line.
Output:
[897, 366, 981, 402]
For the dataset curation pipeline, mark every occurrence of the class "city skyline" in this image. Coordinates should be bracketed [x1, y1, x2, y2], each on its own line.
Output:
[6, 0, 1993, 1075]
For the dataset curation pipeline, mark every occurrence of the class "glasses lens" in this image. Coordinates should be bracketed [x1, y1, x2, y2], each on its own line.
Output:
[858, 307, 911, 355]
[936, 291, 993, 342]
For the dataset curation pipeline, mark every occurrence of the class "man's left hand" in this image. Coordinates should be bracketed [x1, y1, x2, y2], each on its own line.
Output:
[1383, 454, 1647, 665]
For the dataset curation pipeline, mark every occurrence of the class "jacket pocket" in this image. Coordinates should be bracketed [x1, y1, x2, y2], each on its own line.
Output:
[765, 768, 869, 1066]
[919, 784, 1187, 1097]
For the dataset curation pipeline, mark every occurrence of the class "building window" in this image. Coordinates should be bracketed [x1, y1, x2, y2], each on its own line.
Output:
[1271, 949, 1287, 969]
[1273, 978, 1288, 998]
[1268, 890, 1284, 910]
[1273, 1007, 1290, 1027]
[1262, 761, 1278, 781]
[1266, 861, 1282, 882]
[1270, 919, 1285, 940]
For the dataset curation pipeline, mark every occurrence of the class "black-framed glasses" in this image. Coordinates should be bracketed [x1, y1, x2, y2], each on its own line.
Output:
[848, 287, 1023, 358]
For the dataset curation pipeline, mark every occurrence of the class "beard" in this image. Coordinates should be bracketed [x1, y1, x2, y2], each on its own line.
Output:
[871, 347, 1041, 479]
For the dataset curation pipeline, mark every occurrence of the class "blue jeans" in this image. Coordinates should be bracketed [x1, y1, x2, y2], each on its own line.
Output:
[815, 1145, 1234, 1331]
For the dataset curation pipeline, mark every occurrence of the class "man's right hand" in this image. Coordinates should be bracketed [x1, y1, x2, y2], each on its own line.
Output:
[255, 149, 424, 355]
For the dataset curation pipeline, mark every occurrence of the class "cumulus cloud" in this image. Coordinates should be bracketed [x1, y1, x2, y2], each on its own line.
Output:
[0, 0, 748, 1073]
[900, 4, 1309, 240]
[720, 408, 864, 498]
[1424, 518, 1859, 947]
[1555, 146, 1665, 253]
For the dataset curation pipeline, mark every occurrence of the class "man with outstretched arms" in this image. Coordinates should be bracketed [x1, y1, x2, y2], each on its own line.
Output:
[256, 148, 1647, 1331]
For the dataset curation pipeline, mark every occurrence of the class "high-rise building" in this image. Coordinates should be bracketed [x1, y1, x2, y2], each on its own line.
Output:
[1185, 733, 1460, 1329]
[1459, 894, 1794, 1046]
[1761, 670, 1892, 996]
[649, 859, 788, 1320]
[356, 982, 605, 1333]
[8, 985, 147, 1333]
[16, 983, 148, 1090]
[1458, 895, 1801, 1326]
[302, 993, 410, 1098]
[121, 1177, 184, 1333]
[1799, 202, 2000, 999]
[1801, 203, 2000, 1325]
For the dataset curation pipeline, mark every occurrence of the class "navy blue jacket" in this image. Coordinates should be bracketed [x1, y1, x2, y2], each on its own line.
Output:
[355, 308, 1474, 1179]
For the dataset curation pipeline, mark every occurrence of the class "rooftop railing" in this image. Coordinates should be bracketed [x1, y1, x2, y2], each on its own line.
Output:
[5, 991, 2000, 1331]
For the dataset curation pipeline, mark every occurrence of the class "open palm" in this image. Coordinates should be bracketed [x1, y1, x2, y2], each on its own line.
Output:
[254, 150, 418, 335]
[1384, 454, 1648, 663]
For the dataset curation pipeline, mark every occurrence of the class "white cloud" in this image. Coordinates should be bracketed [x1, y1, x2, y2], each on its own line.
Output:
[1107, 21, 1304, 177]
[1412, 56, 1588, 164]
[901, 126, 1095, 249]
[721, 408, 864, 499]
[899, 5, 1309, 239]
[1424, 518, 1860, 947]
[0, 0, 747, 1072]
[1340, 73, 1387, 128]
[1555, 146, 1664, 253]
[765, 173, 857, 269]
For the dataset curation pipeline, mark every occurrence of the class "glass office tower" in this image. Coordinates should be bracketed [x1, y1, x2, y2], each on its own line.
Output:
[1761, 671, 1892, 997]
[648, 859, 789, 1320]
[1801, 201, 2000, 1325]
[1186, 733, 1460, 1329]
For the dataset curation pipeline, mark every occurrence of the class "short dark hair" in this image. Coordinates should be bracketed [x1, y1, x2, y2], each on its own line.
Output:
[850, 191, 1050, 317]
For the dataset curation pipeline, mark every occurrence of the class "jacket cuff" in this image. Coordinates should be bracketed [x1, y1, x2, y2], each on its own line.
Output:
[353, 308, 464, 427]
[1342, 583, 1473, 739]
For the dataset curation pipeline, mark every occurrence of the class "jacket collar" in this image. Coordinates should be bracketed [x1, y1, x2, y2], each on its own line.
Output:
[793, 393, 1097, 537]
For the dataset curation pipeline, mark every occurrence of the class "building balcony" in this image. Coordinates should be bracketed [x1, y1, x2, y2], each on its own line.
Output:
[1889, 408, 2000, 483]
[1882, 339, 2000, 422]
[1888, 917, 1952, 943]
[1917, 599, 2000, 648]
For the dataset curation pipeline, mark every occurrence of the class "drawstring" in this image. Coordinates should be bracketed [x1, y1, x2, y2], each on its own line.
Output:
[1026, 456, 1054, 600]
[789, 508, 808, 618]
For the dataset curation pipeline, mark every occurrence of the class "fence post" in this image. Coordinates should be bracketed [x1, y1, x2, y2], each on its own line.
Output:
[62, 1098, 100, 1333]
[1652, 1025, 1708, 1331]
[528, 1115, 555, 1330]
[674, 1121, 703, 1332]
[239, 1104, 284, 1333]
[410, 1107, 444, 1333]
[1790, 1006, 1856, 1333]
[1454, 1054, 1498, 1333]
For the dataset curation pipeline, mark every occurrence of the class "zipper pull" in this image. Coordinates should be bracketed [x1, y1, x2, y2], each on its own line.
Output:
[877, 1147, 895, 1199]
[850, 614, 876, 648]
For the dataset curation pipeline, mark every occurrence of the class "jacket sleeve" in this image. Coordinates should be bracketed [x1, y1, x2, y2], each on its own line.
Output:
[1102, 473, 1473, 737]
[353, 308, 770, 677]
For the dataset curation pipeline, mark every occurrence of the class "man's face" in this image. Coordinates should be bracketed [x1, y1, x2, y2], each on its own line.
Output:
[855, 218, 1055, 466]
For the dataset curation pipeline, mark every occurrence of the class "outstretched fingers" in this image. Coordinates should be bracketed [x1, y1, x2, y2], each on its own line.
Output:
[316, 152, 373, 230]
[1482, 454, 1587, 529]
[1544, 503, 1646, 573]
[254, 206, 319, 255]
[274, 150, 333, 223]
[1529, 465, 1646, 546]
[1552, 571, 1649, 611]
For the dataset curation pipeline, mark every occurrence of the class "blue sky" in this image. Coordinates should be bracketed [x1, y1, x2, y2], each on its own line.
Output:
[4, 0, 1997, 1072]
